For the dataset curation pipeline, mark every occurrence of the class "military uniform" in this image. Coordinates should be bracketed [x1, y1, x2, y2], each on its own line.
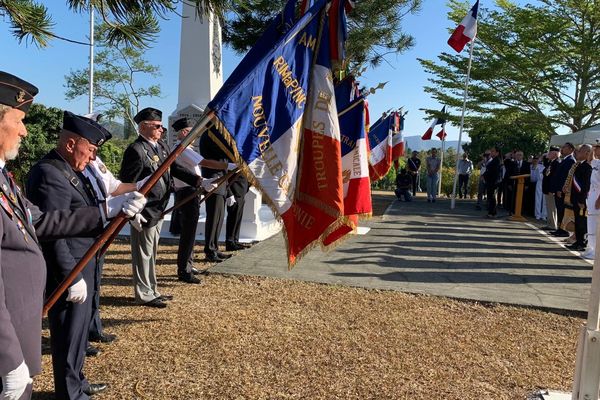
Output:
[119, 108, 199, 304]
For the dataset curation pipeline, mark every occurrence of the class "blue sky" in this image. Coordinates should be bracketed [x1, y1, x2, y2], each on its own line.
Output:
[0, 1, 490, 143]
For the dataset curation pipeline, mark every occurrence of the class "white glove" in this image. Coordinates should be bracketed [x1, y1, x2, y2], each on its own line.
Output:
[136, 176, 150, 191]
[227, 163, 237, 171]
[1, 361, 32, 400]
[66, 279, 87, 304]
[226, 196, 236, 207]
[107, 191, 147, 218]
[130, 213, 147, 232]
[201, 177, 218, 192]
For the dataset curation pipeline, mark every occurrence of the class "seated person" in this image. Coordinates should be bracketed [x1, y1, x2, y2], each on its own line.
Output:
[395, 168, 413, 202]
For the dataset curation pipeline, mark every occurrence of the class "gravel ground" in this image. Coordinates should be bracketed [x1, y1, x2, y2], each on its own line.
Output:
[31, 191, 584, 399]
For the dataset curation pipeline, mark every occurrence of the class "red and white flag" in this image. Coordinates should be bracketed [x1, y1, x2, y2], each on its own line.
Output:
[448, 0, 479, 53]
[422, 106, 446, 140]
[435, 123, 447, 140]
[368, 115, 393, 181]
[391, 112, 405, 160]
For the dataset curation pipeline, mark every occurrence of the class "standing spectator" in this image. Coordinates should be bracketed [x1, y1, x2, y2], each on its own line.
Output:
[395, 168, 412, 202]
[425, 148, 441, 203]
[475, 151, 490, 210]
[567, 145, 592, 251]
[542, 146, 561, 231]
[457, 152, 473, 199]
[583, 143, 600, 259]
[225, 174, 251, 251]
[483, 146, 502, 218]
[530, 155, 546, 220]
[406, 151, 421, 196]
[550, 142, 576, 238]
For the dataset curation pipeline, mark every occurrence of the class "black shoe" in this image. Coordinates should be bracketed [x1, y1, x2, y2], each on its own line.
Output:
[86, 346, 100, 357]
[216, 251, 232, 259]
[225, 242, 246, 251]
[158, 294, 173, 301]
[83, 383, 108, 396]
[178, 273, 202, 284]
[205, 253, 224, 263]
[142, 298, 167, 308]
[89, 332, 117, 343]
[554, 230, 570, 238]
[567, 243, 586, 251]
[191, 267, 201, 275]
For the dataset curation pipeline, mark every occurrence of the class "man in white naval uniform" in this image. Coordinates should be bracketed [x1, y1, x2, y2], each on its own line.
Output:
[583, 144, 600, 260]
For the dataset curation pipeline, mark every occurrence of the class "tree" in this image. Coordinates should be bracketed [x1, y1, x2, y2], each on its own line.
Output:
[419, 0, 600, 135]
[11, 104, 62, 185]
[0, 0, 227, 48]
[222, 0, 422, 73]
[64, 22, 162, 130]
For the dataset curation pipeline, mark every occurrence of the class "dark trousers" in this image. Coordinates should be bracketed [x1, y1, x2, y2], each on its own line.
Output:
[176, 187, 200, 275]
[574, 202, 587, 245]
[555, 194, 565, 230]
[505, 181, 515, 213]
[226, 193, 245, 244]
[487, 184, 497, 215]
[204, 193, 225, 256]
[88, 256, 104, 339]
[458, 174, 470, 198]
[169, 208, 182, 235]
[410, 173, 418, 196]
[49, 276, 94, 400]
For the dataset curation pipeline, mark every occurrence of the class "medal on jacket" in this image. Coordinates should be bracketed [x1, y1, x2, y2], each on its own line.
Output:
[152, 155, 159, 162]
[15, 218, 28, 242]
[0, 192, 13, 217]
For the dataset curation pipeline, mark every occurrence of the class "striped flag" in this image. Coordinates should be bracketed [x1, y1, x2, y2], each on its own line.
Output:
[368, 115, 393, 181]
[207, 0, 345, 266]
[422, 106, 446, 140]
[391, 112, 405, 160]
[448, 0, 479, 53]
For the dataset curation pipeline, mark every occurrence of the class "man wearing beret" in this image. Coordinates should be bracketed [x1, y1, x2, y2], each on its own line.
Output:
[119, 108, 202, 308]
[0, 71, 138, 400]
[27, 111, 147, 399]
[171, 117, 225, 283]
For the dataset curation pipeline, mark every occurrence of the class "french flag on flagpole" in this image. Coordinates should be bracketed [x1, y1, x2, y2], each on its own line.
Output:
[448, 0, 479, 53]
[206, 0, 345, 267]
[391, 112, 405, 160]
[368, 115, 393, 181]
[422, 106, 446, 140]
[573, 176, 582, 193]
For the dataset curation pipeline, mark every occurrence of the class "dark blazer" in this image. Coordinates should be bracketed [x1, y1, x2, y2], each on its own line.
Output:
[551, 154, 576, 193]
[229, 174, 249, 199]
[571, 161, 592, 206]
[200, 130, 233, 196]
[119, 136, 199, 226]
[483, 156, 501, 187]
[27, 150, 100, 294]
[542, 158, 560, 195]
[1, 161, 102, 377]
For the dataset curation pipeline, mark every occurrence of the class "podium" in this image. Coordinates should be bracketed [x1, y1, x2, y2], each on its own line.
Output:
[509, 174, 530, 222]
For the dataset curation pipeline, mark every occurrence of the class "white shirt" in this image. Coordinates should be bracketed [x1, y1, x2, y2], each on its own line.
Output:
[591, 159, 600, 192]
[173, 144, 203, 190]
[84, 156, 121, 200]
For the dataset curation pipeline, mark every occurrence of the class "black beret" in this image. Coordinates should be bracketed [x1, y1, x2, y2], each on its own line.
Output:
[62, 111, 112, 146]
[134, 107, 162, 124]
[0, 71, 38, 113]
[171, 117, 194, 132]
[549, 146, 560, 151]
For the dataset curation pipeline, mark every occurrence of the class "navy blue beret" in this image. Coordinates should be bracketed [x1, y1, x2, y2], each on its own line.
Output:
[0, 71, 38, 113]
[171, 117, 194, 132]
[134, 107, 162, 124]
[62, 111, 112, 146]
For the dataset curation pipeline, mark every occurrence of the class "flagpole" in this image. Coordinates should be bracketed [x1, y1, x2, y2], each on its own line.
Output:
[450, 37, 476, 210]
[439, 127, 445, 195]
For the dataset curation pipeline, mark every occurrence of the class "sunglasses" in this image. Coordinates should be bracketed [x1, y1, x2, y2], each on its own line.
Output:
[144, 122, 162, 129]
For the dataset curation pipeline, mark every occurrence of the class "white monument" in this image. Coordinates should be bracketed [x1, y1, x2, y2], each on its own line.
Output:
[150, 3, 282, 244]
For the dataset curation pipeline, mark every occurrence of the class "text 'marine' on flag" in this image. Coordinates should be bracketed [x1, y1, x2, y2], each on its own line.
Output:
[421, 106, 446, 141]
[207, 0, 347, 267]
[368, 114, 393, 181]
[448, 0, 479, 53]
[323, 96, 372, 247]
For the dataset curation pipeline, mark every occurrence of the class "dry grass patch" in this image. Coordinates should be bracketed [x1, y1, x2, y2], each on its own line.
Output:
[32, 242, 582, 400]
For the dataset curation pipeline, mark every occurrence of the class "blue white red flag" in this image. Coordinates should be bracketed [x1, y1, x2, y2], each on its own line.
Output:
[422, 106, 446, 140]
[323, 96, 372, 247]
[448, 0, 479, 53]
[391, 112, 405, 160]
[329, 0, 354, 63]
[207, 0, 346, 266]
[368, 115, 393, 181]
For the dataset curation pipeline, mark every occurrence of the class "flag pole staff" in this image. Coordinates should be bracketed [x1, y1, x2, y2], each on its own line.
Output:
[439, 124, 445, 195]
[450, 37, 476, 210]
[43, 111, 215, 314]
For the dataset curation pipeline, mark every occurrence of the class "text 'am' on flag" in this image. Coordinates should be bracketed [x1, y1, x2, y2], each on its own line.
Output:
[206, 0, 350, 267]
